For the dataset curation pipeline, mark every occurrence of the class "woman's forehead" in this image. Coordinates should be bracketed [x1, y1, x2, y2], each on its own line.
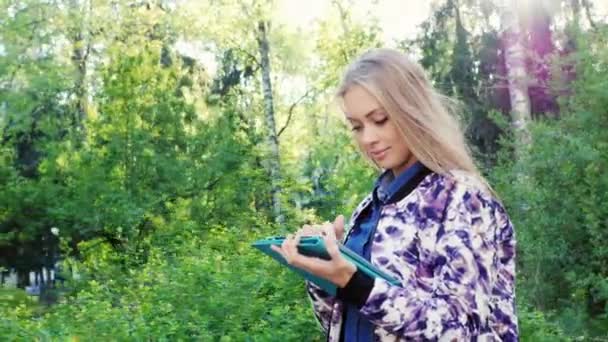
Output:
[343, 86, 382, 119]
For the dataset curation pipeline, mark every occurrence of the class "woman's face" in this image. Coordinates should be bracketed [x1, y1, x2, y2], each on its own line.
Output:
[342, 85, 416, 176]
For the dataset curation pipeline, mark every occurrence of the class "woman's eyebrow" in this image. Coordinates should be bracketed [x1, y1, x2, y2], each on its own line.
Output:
[346, 108, 384, 120]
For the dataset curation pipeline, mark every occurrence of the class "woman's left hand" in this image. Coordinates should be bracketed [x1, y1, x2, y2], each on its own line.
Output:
[270, 218, 357, 288]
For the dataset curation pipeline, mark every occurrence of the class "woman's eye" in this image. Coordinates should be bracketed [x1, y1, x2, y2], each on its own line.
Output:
[375, 117, 388, 125]
[351, 126, 362, 132]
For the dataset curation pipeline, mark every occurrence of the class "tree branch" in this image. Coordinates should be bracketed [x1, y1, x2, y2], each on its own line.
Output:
[277, 88, 316, 137]
[581, 0, 598, 30]
[232, 44, 262, 68]
[205, 176, 222, 192]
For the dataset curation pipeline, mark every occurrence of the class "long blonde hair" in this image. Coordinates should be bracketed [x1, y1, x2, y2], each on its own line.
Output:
[336, 48, 494, 194]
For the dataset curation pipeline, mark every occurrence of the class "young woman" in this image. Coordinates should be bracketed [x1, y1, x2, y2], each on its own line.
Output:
[271, 48, 518, 341]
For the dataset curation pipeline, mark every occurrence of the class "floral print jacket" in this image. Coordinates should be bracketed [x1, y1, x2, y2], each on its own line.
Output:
[305, 170, 518, 341]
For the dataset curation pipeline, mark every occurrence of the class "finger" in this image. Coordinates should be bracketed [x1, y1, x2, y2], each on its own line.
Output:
[285, 233, 296, 251]
[321, 225, 341, 259]
[289, 234, 303, 258]
[322, 221, 332, 230]
[270, 244, 286, 260]
[314, 224, 327, 236]
[282, 235, 297, 264]
[286, 236, 305, 267]
[298, 225, 308, 235]
[294, 231, 303, 253]
[281, 235, 291, 252]
[321, 221, 334, 236]
[334, 215, 345, 240]
[302, 225, 319, 236]
[303, 226, 316, 236]
[270, 244, 280, 253]
[288, 252, 333, 276]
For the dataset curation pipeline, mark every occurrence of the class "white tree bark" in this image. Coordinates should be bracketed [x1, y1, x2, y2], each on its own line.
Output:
[500, 0, 532, 149]
[257, 20, 283, 224]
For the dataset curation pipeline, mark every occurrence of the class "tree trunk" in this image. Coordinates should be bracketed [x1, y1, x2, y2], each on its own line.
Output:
[70, 0, 92, 134]
[581, 0, 597, 29]
[527, 5, 559, 119]
[571, 0, 581, 27]
[500, 0, 532, 151]
[256, 21, 283, 224]
[17, 269, 29, 288]
[333, 0, 351, 37]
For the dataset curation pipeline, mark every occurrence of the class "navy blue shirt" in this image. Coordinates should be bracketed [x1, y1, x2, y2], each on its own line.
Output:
[338, 162, 429, 342]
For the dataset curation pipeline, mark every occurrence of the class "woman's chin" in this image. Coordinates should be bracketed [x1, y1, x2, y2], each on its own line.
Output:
[376, 160, 394, 170]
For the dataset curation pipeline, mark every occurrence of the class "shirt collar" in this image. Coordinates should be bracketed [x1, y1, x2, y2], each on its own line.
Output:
[374, 161, 427, 204]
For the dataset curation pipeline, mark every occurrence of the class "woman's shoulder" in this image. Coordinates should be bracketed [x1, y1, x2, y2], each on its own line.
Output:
[411, 170, 515, 242]
[441, 170, 512, 229]
[419, 169, 496, 200]
[409, 169, 505, 218]
[446, 169, 488, 190]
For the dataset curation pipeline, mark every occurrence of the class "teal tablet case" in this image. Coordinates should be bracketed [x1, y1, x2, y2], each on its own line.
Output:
[251, 236, 401, 295]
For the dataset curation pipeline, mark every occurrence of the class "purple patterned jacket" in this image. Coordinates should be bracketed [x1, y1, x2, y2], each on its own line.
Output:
[306, 170, 518, 341]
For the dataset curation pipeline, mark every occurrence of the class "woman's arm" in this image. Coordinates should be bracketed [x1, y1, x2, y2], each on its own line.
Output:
[338, 188, 518, 341]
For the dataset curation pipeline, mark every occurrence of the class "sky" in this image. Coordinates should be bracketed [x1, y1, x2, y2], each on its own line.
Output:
[276, 0, 432, 44]
[276, 0, 608, 44]
[178, 1, 432, 75]
[181, 0, 608, 77]
[265, 0, 608, 103]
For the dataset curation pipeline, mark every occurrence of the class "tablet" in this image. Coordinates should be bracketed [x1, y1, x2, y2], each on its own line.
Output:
[252, 235, 401, 295]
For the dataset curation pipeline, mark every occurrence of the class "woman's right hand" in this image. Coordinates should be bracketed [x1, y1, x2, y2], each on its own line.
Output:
[270, 216, 356, 287]
[297, 215, 345, 242]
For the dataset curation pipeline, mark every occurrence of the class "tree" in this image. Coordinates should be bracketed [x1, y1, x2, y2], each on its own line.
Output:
[256, 20, 283, 224]
[0, 0, 74, 287]
[521, 1, 560, 119]
[499, 0, 532, 150]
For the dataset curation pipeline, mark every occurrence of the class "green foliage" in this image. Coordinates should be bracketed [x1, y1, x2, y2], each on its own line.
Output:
[1, 223, 324, 341]
[490, 25, 608, 339]
[288, 2, 382, 222]
[518, 304, 570, 341]
[1, 1, 608, 341]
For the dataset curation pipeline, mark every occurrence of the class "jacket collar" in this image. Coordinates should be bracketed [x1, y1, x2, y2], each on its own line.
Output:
[373, 162, 433, 205]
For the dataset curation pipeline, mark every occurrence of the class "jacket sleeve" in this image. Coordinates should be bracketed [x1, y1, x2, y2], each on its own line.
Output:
[305, 195, 372, 334]
[305, 280, 335, 333]
[353, 188, 518, 341]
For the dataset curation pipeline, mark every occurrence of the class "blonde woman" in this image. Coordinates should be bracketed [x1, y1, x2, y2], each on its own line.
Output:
[271, 48, 518, 341]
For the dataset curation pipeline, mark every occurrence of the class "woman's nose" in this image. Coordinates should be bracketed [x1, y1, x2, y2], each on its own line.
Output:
[361, 125, 381, 146]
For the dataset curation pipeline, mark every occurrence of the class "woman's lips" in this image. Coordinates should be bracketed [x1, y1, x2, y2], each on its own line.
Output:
[370, 147, 390, 160]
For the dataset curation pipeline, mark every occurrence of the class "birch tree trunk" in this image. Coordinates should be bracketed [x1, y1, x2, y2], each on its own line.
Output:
[256, 21, 282, 224]
[500, 0, 532, 151]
